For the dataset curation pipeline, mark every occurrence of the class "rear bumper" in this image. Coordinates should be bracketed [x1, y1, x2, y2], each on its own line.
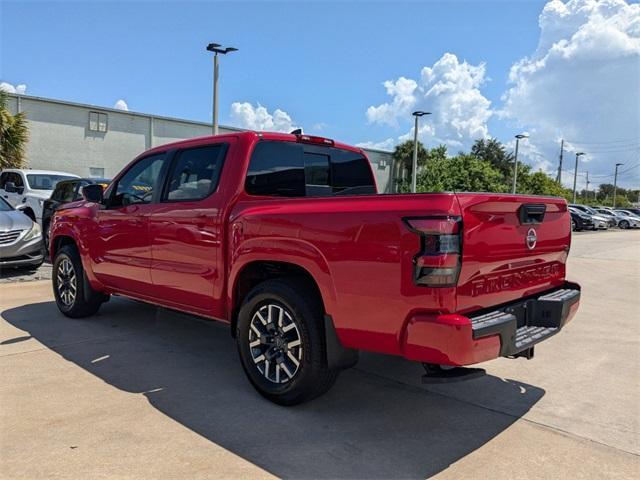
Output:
[402, 282, 581, 366]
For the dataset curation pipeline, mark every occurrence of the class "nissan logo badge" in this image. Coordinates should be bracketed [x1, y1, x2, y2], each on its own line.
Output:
[526, 228, 537, 250]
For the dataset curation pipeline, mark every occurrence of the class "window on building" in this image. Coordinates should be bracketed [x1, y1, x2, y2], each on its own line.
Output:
[89, 167, 105, 178]
[164, 144, 227, 201]
[89, 111, 108, 132]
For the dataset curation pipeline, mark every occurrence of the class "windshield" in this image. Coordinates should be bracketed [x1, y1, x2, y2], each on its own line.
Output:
[0, 197, 12, 211]
[584, 206, 599, 214]
[27, 174, 76, 191]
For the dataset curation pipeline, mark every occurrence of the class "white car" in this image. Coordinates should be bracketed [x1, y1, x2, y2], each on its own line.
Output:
[609, 210, 640, 229]
[0, 169, 79, 226]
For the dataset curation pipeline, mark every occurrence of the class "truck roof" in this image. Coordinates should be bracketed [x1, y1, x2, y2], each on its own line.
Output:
[1, 168, 80, 177]
[143, 131, 364, 157]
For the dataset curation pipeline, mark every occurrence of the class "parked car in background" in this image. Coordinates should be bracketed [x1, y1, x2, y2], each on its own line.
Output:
[568, 204, 610, 229]
[608, 210, 640, 229]
[618, 207, 640, 217]
[568, 207, 595, 231]
[42, 177, 111, 249]
[615, 209, 640, 219]
[0, 169, 79, 226]
[592, 209, 621, 228]
[49, 131, 581, 405]
[0, 196, 44, 271]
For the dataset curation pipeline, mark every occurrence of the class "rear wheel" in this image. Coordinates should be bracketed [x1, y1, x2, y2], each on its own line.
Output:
[52, 245, 106, 318]
[236, 279, 338, 405]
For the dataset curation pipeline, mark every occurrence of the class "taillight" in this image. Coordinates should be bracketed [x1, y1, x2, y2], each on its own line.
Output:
[404, 216, 462, 287]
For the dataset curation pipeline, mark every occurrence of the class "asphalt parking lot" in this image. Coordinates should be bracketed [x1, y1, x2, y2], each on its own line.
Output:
[1, 230, 638, 479]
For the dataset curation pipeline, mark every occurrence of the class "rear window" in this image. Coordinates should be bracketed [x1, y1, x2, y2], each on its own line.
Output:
[245, 141, 375, 197]
[53, 181, 77, 202]
[27, 174, 76, 190]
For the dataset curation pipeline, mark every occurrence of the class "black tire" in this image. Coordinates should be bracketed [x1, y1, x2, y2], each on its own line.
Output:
[52, 244, 106, 318]
[236, 278, 338, 405]
[620, 220, 629, 229]
[571, 219, 577, 232]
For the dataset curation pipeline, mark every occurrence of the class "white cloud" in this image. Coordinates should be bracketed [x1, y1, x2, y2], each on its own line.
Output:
[230, 102, 298, 133]
[113, 99, 129, 111]
[0, 82, 27, 94]
[501, 0, 640, 187]
[356, 138, 396, 151]
[365, 53, 493, 151]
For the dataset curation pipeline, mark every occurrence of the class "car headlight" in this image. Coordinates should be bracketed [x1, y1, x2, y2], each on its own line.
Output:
[23, 222, 42, 241]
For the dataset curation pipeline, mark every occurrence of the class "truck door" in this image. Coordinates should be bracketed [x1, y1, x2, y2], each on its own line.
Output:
[148, 141, 231, 316]
[90, 153, 166, 297]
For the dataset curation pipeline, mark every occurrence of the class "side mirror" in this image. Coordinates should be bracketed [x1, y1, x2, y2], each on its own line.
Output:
[82, 184, 104, 204]
[4, 181, 17, 193]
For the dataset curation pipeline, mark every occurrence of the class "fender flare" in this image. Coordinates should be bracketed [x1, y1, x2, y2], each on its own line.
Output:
[228, 238, 358, 369]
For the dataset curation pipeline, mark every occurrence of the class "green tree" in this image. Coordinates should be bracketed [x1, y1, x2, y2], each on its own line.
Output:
[518, 170, 572, 200]
[0, 91, 29, 169]
[471, 138, 514, 178]
[413, 154, 508, 193]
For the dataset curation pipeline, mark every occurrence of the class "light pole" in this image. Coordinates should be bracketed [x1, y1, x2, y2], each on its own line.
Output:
[613, 162, 624, 207]
[206, 43, 238, 135]
[411, 111, 431, 193]
[572, 152, 585, 203]
[512, 134, 528, 194]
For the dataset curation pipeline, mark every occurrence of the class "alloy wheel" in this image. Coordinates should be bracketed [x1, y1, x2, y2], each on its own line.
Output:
[248, 303, 303, 384]
[56, 258, 77, 307]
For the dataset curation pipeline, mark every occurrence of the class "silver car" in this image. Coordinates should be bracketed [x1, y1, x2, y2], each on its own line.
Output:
[0, 197, 44, 270]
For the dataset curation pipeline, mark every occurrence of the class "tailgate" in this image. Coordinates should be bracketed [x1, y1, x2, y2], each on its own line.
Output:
[455, 194, 570, 314]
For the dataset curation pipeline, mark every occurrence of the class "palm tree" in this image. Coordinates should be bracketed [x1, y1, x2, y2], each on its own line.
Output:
[0, 90, 29, 170]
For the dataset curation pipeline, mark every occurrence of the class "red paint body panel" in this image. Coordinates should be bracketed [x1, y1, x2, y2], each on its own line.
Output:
[51, 131, 579, 366]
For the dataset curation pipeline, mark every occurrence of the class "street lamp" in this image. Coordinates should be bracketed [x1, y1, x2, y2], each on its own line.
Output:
[206, 43, 238, 135]
[613, 162, 624, 207]
[411, 111, 431, 193]
[572, 152, 585, 203]
[512, 134, 528, 194]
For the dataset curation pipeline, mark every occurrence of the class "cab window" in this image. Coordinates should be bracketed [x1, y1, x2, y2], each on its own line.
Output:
[164, 144, 227, 202]
[111, 154, 165, 207]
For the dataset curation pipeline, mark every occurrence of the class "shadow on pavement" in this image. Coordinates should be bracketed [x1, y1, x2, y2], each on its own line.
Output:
[2, 299, 545, 479]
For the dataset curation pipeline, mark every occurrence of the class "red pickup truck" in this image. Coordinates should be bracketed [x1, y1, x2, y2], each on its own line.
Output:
[50, 131, 580, 405]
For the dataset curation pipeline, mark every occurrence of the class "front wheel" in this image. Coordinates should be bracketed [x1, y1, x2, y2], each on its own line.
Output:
[236, 279, 338, 405]
[619, 220, 629, 229]
[571, 219, 577, 231]
[52, 245, 106, 318]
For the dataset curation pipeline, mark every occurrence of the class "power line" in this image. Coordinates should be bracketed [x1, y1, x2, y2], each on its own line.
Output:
[566, 137, 640, 145]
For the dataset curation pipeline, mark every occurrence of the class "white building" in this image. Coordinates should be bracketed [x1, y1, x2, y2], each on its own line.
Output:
[5, 93, 395, 192]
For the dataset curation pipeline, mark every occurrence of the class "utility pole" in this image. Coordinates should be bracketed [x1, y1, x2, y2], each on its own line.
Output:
[557, 139, 564, 184]
[206, 43, 238, 135]
[585, 171, 590, 202]
[513, 134, 528, 194]
[572, 152, 585, 204]
[411, 111, 431, 193]
[613, 163, 624, 207]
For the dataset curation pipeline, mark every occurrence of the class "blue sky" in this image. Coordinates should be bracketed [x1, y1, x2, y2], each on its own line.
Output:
[1, 0, 639, 188]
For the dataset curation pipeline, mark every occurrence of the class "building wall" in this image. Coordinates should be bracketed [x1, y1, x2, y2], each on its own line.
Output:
[6, 94, 394, 190]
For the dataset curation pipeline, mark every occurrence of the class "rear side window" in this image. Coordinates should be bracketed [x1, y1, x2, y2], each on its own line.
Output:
[245, 142, 305, 197]
[245, 141, 375, 197]
[164, 144, 227, 201]
[53, 182, 77, 202]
